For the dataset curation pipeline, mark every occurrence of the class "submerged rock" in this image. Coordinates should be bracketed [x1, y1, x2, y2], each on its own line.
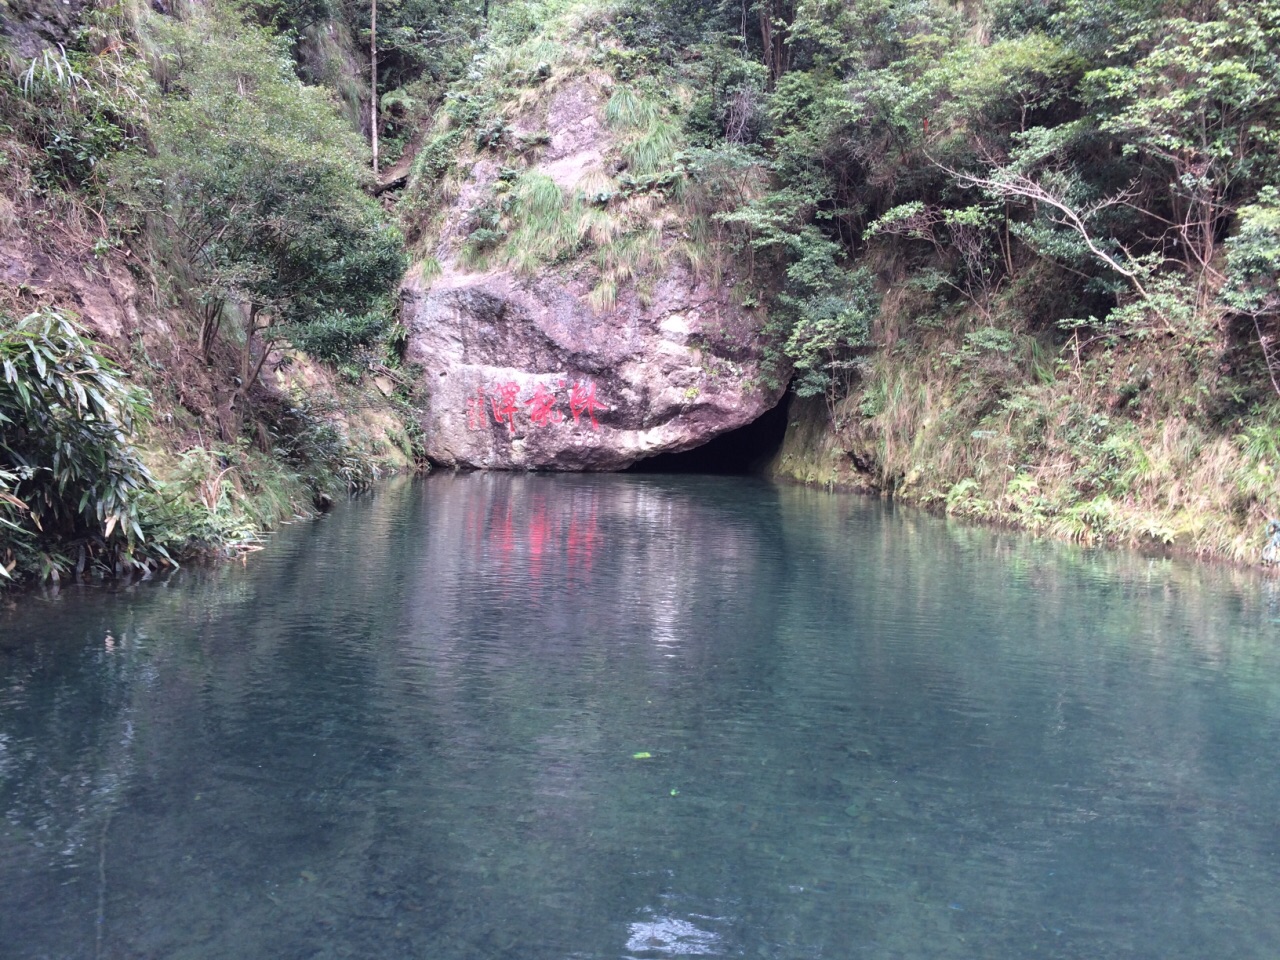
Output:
[401, 78, 783, 471]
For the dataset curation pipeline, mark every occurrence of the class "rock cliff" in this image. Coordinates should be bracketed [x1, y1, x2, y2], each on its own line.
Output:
[1, 0, 91, 56]
[401, 73, 783, 471]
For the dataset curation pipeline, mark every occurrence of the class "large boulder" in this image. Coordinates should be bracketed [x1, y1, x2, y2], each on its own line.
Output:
[402, 79, 783, 471]
[404, 263, 782, 471]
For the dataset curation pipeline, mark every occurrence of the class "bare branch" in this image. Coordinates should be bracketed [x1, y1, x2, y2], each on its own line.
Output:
[1253, 316, 1280, 399]
[936, 160, 1150, 298]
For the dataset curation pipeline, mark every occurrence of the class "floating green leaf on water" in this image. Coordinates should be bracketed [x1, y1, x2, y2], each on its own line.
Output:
[632, 751, 653, 759]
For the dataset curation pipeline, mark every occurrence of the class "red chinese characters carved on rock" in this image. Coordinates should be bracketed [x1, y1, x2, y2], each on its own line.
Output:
[568, 380, 604, 430]
[465, 386, 488, 431]
[489, 381, 521, 435]
[467, 379, 606, 433]
[524, 383, 563, 427]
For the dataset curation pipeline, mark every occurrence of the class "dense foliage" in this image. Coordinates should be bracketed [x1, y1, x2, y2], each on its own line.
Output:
[110, 5, 406, 408]
[0, 308, 158, 581]
[590, 0, 1280, 555]
[0, 0, 422, 585]
[614, 0, 1280, 391]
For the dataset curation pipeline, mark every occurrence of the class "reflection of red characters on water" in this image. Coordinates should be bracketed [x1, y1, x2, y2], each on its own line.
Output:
[565, 498, 599, 578]
[487, 497, 517, 583]
[527, 495, 550, 583]
[466, 489, 599, 593]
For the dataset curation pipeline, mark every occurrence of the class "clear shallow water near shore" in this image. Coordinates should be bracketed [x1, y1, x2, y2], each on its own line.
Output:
[3, 474, 1280, 959]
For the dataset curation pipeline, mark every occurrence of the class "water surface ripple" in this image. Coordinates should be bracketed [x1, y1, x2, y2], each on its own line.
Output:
[2, 474, 1280, 959]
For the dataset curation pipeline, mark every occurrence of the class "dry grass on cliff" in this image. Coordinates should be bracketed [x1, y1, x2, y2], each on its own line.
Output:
[833, 300, 1280, 564]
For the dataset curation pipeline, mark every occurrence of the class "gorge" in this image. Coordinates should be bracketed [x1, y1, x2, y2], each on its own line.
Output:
[2, 0, 1280, 585]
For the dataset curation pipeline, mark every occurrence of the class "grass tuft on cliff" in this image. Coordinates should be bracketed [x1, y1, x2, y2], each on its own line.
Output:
[398, 0, 762, 316]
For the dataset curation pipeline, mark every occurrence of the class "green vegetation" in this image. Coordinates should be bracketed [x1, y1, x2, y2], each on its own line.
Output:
[4, 0, 1280, 574]
[0, 308, 156, 581]
[0, 0, 429, 586]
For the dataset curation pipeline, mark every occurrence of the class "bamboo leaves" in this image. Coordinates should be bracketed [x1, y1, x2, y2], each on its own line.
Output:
[0, 308, 156, 583]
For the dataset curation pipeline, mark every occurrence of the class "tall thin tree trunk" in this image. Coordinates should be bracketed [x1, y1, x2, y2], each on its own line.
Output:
[758, 6, 774, 86]
[371, 0, 378, 176]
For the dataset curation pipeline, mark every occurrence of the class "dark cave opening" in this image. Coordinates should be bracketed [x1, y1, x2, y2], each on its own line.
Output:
[625, 392, 792, 475]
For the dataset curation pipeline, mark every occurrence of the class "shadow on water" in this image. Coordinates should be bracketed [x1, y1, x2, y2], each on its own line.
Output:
[2, 474, 1280, 959]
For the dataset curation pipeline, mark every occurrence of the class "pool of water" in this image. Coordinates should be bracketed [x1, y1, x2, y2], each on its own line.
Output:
[3, 474, 1280, 959]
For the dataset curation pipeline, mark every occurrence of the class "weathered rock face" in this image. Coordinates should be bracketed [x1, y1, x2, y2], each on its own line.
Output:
[404, 265, 783, 470]
[403, 81, 784, 471]
[2, 0, 93, 57]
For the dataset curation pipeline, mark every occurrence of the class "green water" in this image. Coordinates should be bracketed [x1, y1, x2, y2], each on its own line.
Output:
[2, 474, 1280, 959]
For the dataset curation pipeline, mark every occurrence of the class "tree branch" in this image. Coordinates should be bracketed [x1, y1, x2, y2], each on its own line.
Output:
[936, 160, 1150, 299]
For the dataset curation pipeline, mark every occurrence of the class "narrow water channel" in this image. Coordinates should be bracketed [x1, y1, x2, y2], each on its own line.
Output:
[2, 474, 1279, 959]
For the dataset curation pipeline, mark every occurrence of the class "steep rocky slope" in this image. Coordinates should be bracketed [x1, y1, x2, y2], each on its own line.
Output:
[399, 17, 784, 470]
[0, 0, 423, 585]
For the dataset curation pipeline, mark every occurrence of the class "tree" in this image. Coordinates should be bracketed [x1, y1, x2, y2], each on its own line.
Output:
[1222, 186, 1280, 395]
[1086, 1, 1280, 301]
[116, 5, 406, 428]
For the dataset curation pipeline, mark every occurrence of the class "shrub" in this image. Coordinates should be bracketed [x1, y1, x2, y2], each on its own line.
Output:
[0, 308, 158, 582]
[6, 44, 139, 190]
[785, 265, 879, 408]
[283, 306, 392, 361]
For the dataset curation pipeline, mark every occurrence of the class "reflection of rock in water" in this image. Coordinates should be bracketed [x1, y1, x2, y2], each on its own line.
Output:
[404, 474, 783, 665]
